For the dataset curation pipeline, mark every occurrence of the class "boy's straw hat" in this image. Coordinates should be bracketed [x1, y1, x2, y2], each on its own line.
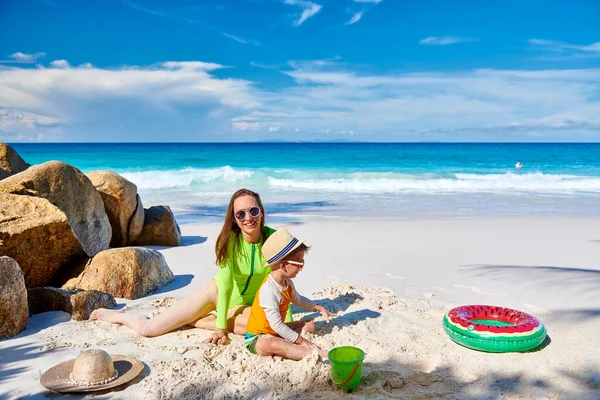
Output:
[263, 228, 304, 267]
[40, 349, 143, 393]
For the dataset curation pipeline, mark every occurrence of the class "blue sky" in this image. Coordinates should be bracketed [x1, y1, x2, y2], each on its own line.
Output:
[1, 0, 599, 142]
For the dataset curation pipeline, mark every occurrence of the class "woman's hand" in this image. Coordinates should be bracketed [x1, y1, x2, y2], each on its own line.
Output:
[204, 329, 229, 345]
[314, 304, 333, 323]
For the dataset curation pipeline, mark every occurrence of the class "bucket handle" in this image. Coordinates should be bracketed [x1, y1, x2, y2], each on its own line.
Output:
[339, 363, 360, 386]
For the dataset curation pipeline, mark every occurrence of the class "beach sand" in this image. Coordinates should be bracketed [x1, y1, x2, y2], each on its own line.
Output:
[1, 218, 599, 399]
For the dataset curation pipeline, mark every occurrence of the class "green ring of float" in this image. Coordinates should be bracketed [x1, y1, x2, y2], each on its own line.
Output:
[443, 314, 547, 353]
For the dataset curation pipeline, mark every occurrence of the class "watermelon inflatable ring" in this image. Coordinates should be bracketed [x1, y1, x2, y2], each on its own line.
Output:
[443, 305, 547, 353]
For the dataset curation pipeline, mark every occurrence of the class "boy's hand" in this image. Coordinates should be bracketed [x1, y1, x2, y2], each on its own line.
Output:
[297, 336, 329, 359]
[314, 304, 334, 323]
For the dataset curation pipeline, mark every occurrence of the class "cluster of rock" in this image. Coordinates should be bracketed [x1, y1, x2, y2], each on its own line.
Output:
[0, 143, 181, 339]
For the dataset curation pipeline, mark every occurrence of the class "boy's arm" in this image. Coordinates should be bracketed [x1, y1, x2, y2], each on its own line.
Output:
[289, 281, 332, 322]
[289, 280, 316, 311]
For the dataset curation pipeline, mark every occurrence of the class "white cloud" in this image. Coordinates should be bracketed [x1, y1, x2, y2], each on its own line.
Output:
[223, 33, 247, 44]
[1, 57, 599, 142]
[0, 109, 58, 129]
[0, 61, 261, 140]
[0, 109, 61, 142]
[269, 62, 600, 140]
[419, 36, 474, 45]
[529, 39, 600, 56]
[284, 0, 322, 27]
[288, 56, 341, 70]
[232, 121, 260, 132]
[345, 0, 382, 26]
[250, 61, 280, 69]
[223, 33, 261, 46]
[1, 52, 46, 64]
[161, 61, 224, 71]
[346, 12, 363, 25]
[50, 59, 70, 68]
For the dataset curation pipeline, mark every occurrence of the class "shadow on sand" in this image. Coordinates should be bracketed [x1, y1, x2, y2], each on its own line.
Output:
[462, 264, 600, 323]
[0, 343, 45, 385]
[464, 264, 600, 296]
[291, 292, 380, 333]
[1, 311, 71, 342]
[129, 358, 600, 400]
[315, 309, 382, 334]
[180, 236, 207, 246]
[153, 274, 195, 295]
[142, 235, 207, 251]
[292, 293, 365, 316]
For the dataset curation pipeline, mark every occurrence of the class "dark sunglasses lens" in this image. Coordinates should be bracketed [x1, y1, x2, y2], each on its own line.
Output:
[235, 211, 246, 220]
[249, 207, 260, 217]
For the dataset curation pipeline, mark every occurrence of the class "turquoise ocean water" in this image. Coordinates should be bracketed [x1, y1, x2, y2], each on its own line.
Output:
[10, 143, 600, 224]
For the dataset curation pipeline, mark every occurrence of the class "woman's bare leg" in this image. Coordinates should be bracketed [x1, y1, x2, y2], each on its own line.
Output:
[191, 305, 251, 335]
[90, 279, 218, 337]
[193, 310, 314, 336]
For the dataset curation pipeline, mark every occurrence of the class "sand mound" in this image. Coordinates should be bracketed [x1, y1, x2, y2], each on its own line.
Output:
[26, 283, 598, 399]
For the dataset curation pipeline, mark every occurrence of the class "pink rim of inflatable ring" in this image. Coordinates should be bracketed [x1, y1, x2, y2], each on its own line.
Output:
[447, 305, 541, 333]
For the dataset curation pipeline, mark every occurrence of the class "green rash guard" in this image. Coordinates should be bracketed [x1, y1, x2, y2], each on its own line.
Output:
[213, 226, 292, 330]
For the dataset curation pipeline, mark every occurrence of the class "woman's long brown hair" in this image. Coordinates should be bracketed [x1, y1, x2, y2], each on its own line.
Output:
[215, 189, 266, 267]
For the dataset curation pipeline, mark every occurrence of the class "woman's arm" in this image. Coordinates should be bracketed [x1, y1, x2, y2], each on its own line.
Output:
[212, 264, 233, 342]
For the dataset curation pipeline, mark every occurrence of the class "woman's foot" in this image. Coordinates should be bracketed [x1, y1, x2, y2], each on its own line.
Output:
[90, 308, 124, 323]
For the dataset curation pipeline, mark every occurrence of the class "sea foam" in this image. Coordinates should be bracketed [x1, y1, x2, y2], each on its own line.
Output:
[121, 167, 600, 195]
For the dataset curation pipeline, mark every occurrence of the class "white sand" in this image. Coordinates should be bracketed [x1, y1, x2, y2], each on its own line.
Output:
[1, 218, 600, 399]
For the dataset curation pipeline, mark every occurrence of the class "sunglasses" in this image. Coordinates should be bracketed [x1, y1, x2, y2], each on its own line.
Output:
[234, 206, 261, 221]
[285, 259, 304, 270]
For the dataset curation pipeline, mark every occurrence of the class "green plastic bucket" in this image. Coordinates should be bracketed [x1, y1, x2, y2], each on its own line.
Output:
[328, 346, 365, 393]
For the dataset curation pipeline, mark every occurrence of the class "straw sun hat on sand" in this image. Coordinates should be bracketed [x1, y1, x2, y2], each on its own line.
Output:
[40, 349, 143, 393]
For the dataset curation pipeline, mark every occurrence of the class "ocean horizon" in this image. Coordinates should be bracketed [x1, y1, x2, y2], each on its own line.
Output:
[10, 142, 600, 224]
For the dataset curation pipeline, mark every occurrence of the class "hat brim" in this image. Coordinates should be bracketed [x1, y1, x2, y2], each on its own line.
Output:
[264, 239, 303, 268]
[40, 355, 144, 393]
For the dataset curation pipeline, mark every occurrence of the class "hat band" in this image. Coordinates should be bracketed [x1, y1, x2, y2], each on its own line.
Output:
[69, 370, 119, 387]
[267, 238, 298, 264]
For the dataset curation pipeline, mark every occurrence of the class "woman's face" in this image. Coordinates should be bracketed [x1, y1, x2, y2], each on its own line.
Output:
[233, 194, 262, 240]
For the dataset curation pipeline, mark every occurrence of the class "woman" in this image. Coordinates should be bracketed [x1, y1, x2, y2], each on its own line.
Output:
[90, 188, 290, 345]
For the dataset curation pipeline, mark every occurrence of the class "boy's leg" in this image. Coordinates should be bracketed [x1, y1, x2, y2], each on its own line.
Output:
[255, 335, 315, 361]
[256, 335, 327, 361]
